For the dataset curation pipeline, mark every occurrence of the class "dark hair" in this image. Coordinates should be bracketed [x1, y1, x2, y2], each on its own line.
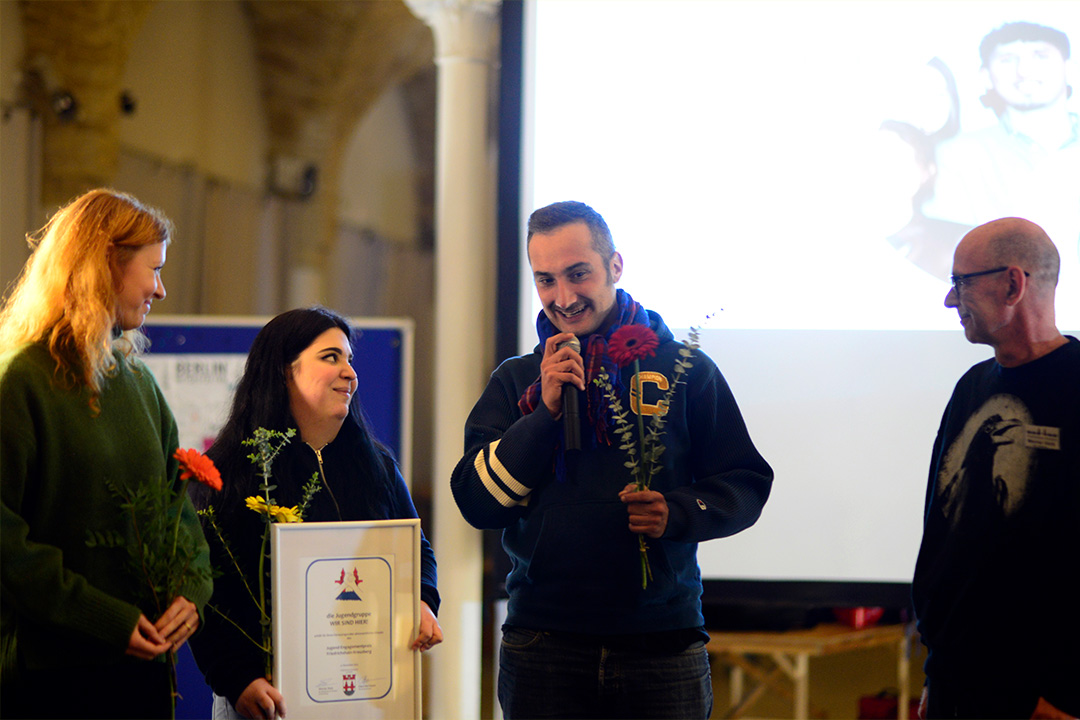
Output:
[979, 21, 1070, 67]
[527, 200, 616, 261]
[193, 306, 393, 514]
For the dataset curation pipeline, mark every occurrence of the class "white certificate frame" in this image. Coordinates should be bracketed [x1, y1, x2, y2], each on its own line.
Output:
[271, 519, 421, 719]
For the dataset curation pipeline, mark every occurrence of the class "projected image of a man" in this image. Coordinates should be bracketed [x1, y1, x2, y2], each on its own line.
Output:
[981, 25, 1070, 113]
[922, 21, 1079, 273]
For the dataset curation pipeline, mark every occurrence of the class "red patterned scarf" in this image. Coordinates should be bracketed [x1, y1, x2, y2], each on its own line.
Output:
[518, 289, 650, 447]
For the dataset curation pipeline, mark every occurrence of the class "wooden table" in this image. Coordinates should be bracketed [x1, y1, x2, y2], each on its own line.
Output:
[707, 622, 914, 720]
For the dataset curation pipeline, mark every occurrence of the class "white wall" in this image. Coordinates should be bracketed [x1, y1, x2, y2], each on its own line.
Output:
[120, 0, 268, 189]
[0, 1, 34, 294]
[338, 85, 421, 243]
[1, 1, 23, 103]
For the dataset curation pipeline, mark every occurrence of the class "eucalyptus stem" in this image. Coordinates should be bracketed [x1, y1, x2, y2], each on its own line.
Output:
[594, 326, 704, 591]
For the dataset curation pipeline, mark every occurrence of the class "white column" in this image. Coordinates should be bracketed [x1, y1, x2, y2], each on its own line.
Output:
[405, 2, 500, 719]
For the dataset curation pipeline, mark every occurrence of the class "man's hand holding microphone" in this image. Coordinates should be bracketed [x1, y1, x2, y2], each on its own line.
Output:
[541, 332, 583, 450]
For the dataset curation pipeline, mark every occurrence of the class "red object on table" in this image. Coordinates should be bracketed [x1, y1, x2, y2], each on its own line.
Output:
[833, 606, 885, 629]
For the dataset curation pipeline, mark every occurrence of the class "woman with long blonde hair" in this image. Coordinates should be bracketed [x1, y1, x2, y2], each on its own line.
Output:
[0, 188, 212, 719]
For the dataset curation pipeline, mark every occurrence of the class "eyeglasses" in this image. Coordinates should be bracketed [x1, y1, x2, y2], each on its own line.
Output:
[949, 266, 1029, 295]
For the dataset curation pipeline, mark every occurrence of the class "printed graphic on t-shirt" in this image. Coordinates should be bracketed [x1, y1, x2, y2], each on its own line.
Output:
[936, 394, 1035, 525]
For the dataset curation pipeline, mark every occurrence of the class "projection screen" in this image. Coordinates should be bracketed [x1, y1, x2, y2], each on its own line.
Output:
[518, 0, 1080, 603]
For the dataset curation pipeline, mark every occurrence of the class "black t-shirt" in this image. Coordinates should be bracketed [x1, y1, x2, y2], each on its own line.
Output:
[913, 337, 1080, 713]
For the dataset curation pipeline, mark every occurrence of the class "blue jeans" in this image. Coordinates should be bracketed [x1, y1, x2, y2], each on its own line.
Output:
[498, 627, 713, 719]
[212, 693, 244, 719]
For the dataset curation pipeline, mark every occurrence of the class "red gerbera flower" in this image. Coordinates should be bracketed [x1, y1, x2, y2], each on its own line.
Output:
[173, 448, 223, 491]
[608, 325, 659, 367]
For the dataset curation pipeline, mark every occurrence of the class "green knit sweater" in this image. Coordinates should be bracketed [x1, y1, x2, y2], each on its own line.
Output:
[1, 342, 212, 677]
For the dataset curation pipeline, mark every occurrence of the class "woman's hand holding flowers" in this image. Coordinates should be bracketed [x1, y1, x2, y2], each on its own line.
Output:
[125, 614, 171, 660]
[155, 595, 200, 651]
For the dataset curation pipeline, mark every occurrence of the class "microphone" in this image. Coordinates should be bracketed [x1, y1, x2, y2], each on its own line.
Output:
[558, 337, 582, 451]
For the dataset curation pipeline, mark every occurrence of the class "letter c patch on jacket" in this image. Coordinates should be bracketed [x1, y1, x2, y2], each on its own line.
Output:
[629, 371, 670, 417]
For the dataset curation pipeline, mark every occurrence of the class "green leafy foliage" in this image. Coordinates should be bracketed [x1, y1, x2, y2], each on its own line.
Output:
[200, 427, 320, 680]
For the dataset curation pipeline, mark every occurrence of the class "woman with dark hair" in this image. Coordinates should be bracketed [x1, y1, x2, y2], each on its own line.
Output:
[189, 306, 441, 720]
[0, 188, 212, 719]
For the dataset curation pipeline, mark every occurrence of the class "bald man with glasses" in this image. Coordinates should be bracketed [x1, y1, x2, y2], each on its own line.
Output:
[912, 217, 1079, 718]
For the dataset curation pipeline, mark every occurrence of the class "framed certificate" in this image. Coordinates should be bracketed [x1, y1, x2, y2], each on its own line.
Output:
[271, 519, 422, 719]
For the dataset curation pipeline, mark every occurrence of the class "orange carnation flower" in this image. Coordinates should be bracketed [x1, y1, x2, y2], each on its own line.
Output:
[174, 448, 223, 491]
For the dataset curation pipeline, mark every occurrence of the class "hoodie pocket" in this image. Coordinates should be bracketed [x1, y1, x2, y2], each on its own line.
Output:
[525, 500, 643, 592]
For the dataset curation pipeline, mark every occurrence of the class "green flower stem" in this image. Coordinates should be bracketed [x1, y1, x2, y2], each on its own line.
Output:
[257, 523, 271, 679]
[597, 329, 702, 591]
[639, 537, 652, 589]
[257, 449, 274, 678]
[169, 477, 191, 559]
[257, 528, 267, 625]
[633, 359, 647, 491]
[127, 501, 162, 614]
[204, 603, 268, 650]
[166, 474, 194, 720]
[205, 428, 303, 683]
[203, 511, 259, 607]
[167, 652, 178, 720]
[631, 359, 654, 589]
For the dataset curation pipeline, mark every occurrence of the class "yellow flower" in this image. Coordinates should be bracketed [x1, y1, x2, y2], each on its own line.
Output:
[246, 496, 302, 523]
[270, 505, 303, 523]
[245, 496, 270, 514]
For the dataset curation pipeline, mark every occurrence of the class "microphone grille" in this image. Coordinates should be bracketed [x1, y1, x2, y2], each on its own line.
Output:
[558, 337, 581, 354]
